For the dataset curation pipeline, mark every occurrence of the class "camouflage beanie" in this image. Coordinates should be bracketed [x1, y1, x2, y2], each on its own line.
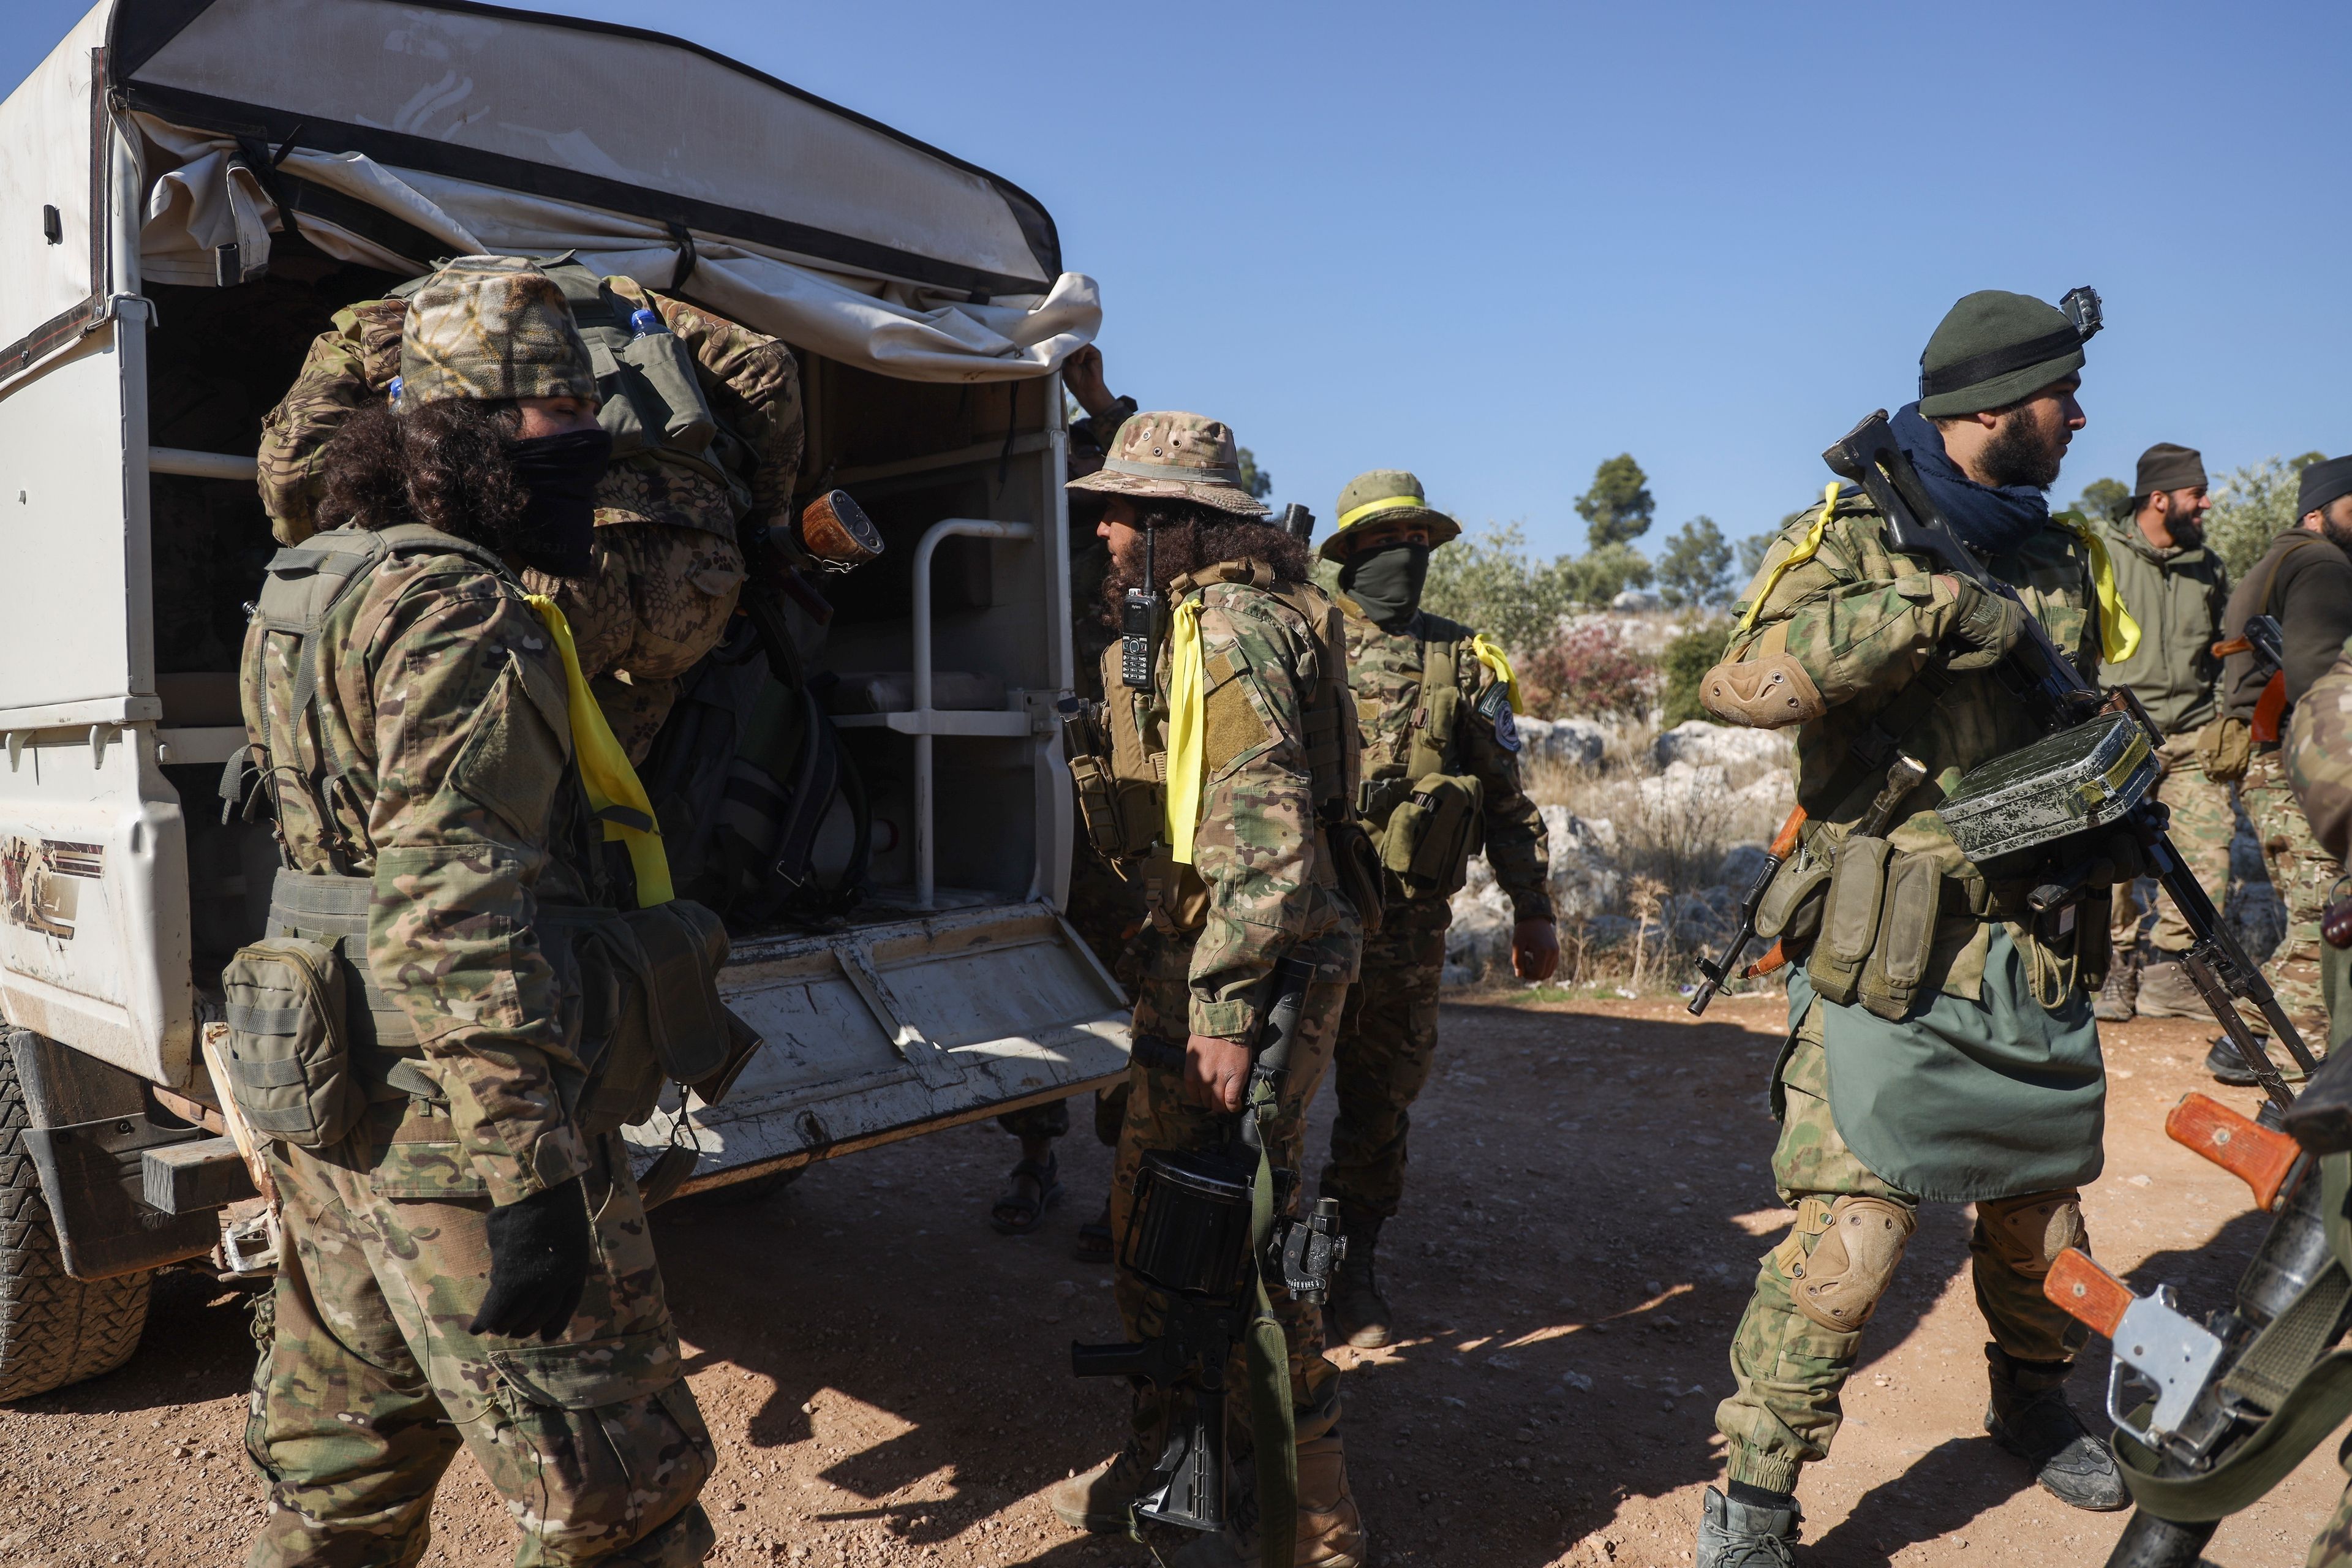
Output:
[398, 256, 596, 405]
[1917, 290, 2086, 418]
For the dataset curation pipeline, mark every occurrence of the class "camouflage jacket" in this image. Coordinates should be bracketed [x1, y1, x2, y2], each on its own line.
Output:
[1342, 605, 1551, 922]
[2288, 634, 2352, 864]
[1723, 491, 2103, 990]
[239, 540, 592, 1205]
[1120, 565, 1363, 1039]
[257, 279, 804, 545]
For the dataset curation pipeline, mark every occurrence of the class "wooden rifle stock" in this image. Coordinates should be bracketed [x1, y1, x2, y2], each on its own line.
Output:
[2166, 1093, 2304, 1212]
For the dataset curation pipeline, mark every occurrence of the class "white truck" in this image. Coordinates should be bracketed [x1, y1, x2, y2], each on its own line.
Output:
[0, 0, 1127, 1399]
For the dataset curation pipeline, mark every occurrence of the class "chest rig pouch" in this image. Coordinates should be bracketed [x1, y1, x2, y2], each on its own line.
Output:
[230, 526, 736, 1148]
[1357, 633, 1486, 902]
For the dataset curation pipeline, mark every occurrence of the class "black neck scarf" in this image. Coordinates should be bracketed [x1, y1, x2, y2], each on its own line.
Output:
[1888, 401, 2050, 560]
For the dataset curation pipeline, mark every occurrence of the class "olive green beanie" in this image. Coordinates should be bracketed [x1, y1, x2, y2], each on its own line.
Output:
[1917, 290, 2085, 418]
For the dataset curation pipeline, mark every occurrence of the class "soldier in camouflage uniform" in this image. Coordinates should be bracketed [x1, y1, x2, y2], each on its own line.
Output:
[255, 261, 803, 763]
[1691, 292, 2133, 1565]
[1308, 468, 1556, 1349]
[238, 258, 712, 1567]
[1044, 414, 1367, 1568]
[2092, 443, 2237, 1025]
[2222, 455, 2352, 1058]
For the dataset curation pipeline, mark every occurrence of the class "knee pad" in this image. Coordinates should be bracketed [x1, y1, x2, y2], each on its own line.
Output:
[1787, 1194, 1915, 1332]
[1975, 1191, 2087, 1279]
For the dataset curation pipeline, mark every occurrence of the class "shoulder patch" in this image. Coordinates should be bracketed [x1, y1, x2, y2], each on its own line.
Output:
[1486, 690, 1521, 753]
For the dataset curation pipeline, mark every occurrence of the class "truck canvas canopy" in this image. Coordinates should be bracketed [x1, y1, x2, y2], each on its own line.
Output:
[3, 0, 1099, 387]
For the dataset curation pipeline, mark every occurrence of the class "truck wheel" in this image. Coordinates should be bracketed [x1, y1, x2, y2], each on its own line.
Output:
[0, 1049, 151, 1402]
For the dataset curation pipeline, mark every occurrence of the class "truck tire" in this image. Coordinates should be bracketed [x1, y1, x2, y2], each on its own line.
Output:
[0, 1048, 151, 1402]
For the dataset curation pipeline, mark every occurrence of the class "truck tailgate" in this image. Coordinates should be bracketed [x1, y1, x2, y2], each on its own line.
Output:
[626, 902, 1129, 1194]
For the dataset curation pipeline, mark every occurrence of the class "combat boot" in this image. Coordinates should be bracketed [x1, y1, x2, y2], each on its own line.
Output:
[1046, 1430, 1153, 1534]
[1167, 1433, 1368, 1568]
[1983, 1344, 2128, 1511]
[2093, 947, 2140, 1022]
[1328, 1205, 1392, 1350]
[1694, 1485, 1801, 1567]
[2136, 957, 2206, 1019]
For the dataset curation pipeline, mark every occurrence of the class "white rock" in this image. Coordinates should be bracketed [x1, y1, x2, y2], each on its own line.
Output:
[1652, 720, 1791, 780]
[1610, 589, 1662, 612]
[1515, 715, 1607, 769]
[1638, 760, 1729, 817]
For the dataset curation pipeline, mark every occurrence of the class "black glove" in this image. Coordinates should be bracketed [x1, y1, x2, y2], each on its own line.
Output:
[1947, 582, 2027, 672]
[469, 1176, 593, 1341]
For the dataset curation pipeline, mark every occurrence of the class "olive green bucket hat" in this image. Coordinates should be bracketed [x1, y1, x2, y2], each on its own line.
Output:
[399, 255, 597, 406]
[1318, 469, 1461, 562]
[1065, 410, 1268, 516]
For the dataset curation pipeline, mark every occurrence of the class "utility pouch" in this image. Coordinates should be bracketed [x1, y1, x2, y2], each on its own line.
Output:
[2197, 714, 2253, 783]
[1754, 843, 1832, 950]
[220, 937, 364, 1148]
[622, 899, 733, 1087]
[1323, 817, 1387, 937]
[1378, 772, 1485, 900]
[1857, 852, 1944, 1022]
[1807, 835, 1893, 1007]
[614, 327, 718, 456]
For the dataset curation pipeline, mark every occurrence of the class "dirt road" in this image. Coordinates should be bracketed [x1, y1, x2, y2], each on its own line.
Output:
[0, 997, 2340, 1567]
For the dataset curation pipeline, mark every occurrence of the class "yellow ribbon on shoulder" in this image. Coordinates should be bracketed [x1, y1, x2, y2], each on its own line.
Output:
[1736, 482, 1842, 633]
[524, 594, 674, 907]
[2052, 511, 2143, 665]
[1469, 633, 1523, 715]
[1164, 597, 1207, 865]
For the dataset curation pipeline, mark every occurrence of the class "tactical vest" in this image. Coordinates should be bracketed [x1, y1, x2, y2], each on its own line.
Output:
[221, 526, 733, 1148]
[1353, 625, 1487, 902]
[1066, 560, 1372, 932]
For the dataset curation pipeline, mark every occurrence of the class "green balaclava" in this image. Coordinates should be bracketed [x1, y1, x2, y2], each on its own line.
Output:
[1339, 541, 1430, 628]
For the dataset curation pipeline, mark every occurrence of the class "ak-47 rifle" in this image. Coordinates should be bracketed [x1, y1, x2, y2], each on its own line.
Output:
[1819, 411, 2322, 1123]
[1071, 954, 1344, 1555]
[1689, 805, 1806, 1014]
[2045, 1095, 2350, 1567]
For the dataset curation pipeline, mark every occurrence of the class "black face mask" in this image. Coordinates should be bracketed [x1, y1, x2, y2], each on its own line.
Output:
[506, 428, 612, 578]
[1338, 541, 1430, 628]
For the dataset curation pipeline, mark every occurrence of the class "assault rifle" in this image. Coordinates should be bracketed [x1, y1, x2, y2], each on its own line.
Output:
[1071, 954, 1343, 1548]
[1820, 412, 2324, 1125]
[2046, 1096, 2346, 1567]
[1689, 805, 1806, 1014]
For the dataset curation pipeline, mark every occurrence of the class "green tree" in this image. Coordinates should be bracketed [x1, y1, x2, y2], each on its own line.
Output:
[1419, 524, 1577, 657]
[1574, 453, 1656, 548]
[1736, 532, 1774, 579]
[1557, 542, 1654, 606]
[1657, 515, 1733, 608]
[2207, 453, 2328, 578]
[1235, 447, 1273, 501]
[2074, 477, 2130, 522]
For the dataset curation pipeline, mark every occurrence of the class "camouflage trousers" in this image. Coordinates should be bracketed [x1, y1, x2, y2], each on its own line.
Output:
[2245, 747, 2346, 1039]
[524, 521, 745, 765]
[1317, 901, 1449, 1218]
[1110, 933, 1348, 1446]
[246, 1107, 714, 1567]
[2307, 1443, 2352, 1567]
[1714, 1014, 2092, 1495]
[2113, 729, 2240, 955]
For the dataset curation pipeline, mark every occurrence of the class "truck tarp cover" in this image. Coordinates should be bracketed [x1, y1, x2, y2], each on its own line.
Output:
[7, 0, 1098, 381]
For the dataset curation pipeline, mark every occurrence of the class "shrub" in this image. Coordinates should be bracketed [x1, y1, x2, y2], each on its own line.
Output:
[1659, 617, 1732, 726]
[1521, 622, 1657, 719]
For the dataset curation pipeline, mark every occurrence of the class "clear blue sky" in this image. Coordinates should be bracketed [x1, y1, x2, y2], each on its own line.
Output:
[13, 1, 2348, 557]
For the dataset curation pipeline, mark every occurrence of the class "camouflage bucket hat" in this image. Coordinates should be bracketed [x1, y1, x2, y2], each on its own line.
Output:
[1065, 411, 1268, 516]
[1318, 468, 1461, 561]
[398, 255, 597, 406]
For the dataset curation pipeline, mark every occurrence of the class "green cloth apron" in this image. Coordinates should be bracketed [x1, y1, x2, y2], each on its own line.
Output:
[1787, 925, 2106, 1202]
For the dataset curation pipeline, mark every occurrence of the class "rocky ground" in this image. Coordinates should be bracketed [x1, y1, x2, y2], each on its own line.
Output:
[0, 998, 2342, 1566]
